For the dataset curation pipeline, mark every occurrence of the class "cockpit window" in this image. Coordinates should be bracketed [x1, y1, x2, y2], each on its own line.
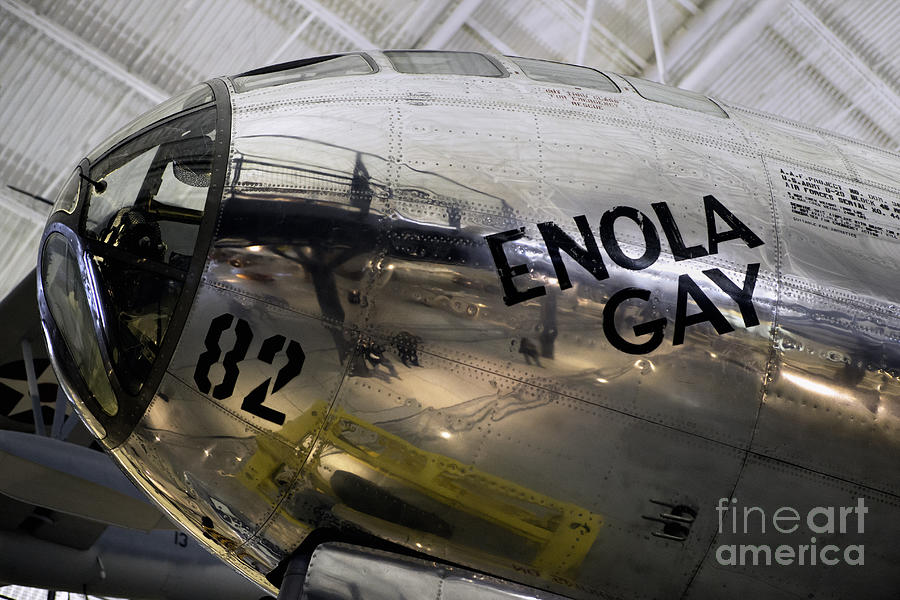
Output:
[232, 53, 376, 93]
[87, 84, 214, 162]
[42, 233, 118, 416]
[385, 51, 506, 77]
[84, 106, 214, 269]
[623, 75, 727, 118]
[509, 57, 619, 93]
[81, 105, 216, 394]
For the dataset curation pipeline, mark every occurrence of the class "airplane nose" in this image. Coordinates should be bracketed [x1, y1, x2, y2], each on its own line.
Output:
[36, 82, 227, 447]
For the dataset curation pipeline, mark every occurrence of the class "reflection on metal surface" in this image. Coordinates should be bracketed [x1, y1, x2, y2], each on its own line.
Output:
[36, 51, 900, 599]
[313, 405, 600, 576]
[299, 542, 569, 600]
[780, 369, 857, 404]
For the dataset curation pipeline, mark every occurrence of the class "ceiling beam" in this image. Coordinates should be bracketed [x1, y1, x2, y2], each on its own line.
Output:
[575, 0, 596, 65]
[467, 19, 514, 55]
[385, 0, 443, 48]
[641, 0, 731, 82]
[788, 0, 900, 142]
[672, 0, 698, 15]
[645, 0, 666, 83]
[0, 0, 167, 103]
[266, 13, 316, 64]
[423, 0, 484, 49]
[675, 0, 783, 91]
[557, 0, 646, 71]
[290, 0, 374, 49]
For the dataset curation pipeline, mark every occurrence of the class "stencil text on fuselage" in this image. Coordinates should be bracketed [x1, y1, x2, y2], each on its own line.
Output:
[485, 195, 764, 355]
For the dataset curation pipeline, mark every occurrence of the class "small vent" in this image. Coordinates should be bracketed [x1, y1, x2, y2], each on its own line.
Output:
[642, 499, 697, 542]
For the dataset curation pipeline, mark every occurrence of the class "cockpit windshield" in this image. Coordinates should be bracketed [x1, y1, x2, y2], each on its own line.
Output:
[42, 233, 118, 417]
[85, 107, 214, 257]
[80, 105, 216, 394]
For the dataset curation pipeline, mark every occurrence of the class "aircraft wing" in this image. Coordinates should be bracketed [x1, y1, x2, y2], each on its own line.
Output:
[0, 429, 172, 531]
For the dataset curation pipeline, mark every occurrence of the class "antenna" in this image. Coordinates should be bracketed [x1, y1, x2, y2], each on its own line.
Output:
[7, 184, 52, 206]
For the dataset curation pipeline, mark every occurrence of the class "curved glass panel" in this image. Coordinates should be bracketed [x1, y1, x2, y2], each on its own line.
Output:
[385, 51, 506, 77]
[90, 253, 183, 395]
[85, 106, 215, 268]
[509, 57, 619, 93]
[52, 168, 81, 215]
[232, 54, 375, 93]
[87, 83, 214, 162]
[42, 233, 118, 416]
[82, 105, 216, 394]
[623, 75, 727, 118]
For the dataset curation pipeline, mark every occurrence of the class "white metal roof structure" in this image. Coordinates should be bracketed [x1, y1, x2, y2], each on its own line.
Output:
[1, 0, 899, 300]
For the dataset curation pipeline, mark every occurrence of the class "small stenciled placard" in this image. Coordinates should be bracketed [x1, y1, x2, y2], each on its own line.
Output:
[768, 160, 900, 301]
[778, 167, 900, 241]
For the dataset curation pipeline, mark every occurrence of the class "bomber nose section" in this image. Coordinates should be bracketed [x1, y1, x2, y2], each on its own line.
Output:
[36, 82, 228, 446]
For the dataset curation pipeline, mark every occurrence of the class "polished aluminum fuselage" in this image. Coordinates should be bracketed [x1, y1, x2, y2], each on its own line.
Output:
[78, 52, 899, 598]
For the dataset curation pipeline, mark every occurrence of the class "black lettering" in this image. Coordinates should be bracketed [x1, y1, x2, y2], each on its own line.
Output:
[240, 334, 304, 426]
[603, 287, 667, 354]
[485, 228, 546, 306]
[704, 195, 764, 254]
[195, 313, 253, 399]
[193, 313, 233, 394]
[599, 206, 661, 270]
[673, 275, 734, 345]
[194, 316, 304, 418]
[273, 340, 305, 393]
[242, 382, 284, 425]
[537, 215, 609, 290]
[703, 263, 761, 328]
[651, 202, 708, 261]
[213, 318, 252, 400]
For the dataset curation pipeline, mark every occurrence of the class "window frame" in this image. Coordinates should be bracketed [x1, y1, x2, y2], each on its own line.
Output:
[384, 50, 509, 78]
[230, 53, 379, 93]
[622, 75, 728, 118]
[507, 56, 620, 93]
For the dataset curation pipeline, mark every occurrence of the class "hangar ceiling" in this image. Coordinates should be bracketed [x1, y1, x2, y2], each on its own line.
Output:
[1, 0, 898, 299]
